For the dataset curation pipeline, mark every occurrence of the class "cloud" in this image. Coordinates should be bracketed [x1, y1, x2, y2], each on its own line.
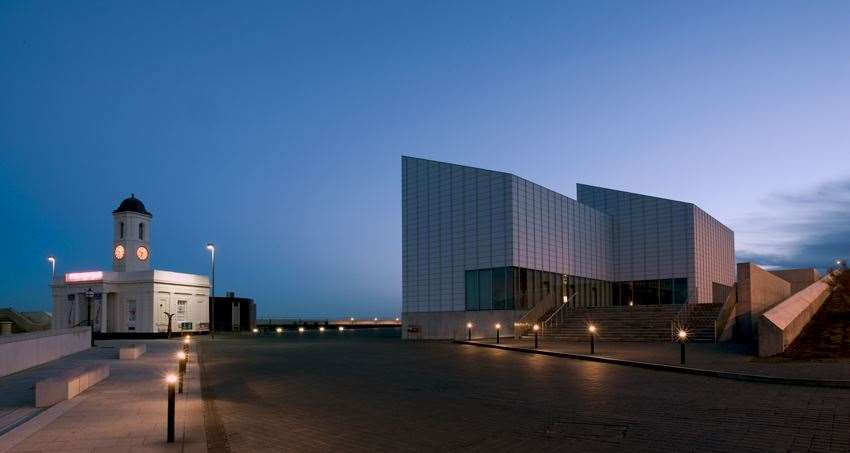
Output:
[734, 178, 850, 270]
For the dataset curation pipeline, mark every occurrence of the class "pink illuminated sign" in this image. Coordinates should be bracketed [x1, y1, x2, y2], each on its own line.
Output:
[65, 271, 104, 283]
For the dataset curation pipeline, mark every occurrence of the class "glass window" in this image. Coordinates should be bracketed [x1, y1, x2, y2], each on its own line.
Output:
[465, 271, 479, 310]
[493, 268, 506, 310]
[478, 270, 493, 310]
[674, 278, 688, 304]
[120, 222, 124, 239]
[505, 267, 515, 310]
[660, 279, 674, 304]
[139, 222, 145, 240]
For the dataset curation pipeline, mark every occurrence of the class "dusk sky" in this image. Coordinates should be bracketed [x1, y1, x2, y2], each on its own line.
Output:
[2, 1, 849, 316]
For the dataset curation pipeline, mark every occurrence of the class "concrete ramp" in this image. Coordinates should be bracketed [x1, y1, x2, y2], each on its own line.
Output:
[758, 276, 833, 357]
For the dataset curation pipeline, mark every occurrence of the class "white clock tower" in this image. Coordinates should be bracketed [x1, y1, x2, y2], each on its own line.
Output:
[112, 194, 152, 272]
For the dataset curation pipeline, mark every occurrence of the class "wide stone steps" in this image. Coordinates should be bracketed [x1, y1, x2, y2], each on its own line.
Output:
[535, 304, 723, 342]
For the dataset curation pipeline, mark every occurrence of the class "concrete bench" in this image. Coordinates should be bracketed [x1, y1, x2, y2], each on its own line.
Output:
[119, 344, 146, 360]
[35, 364, 110, 407]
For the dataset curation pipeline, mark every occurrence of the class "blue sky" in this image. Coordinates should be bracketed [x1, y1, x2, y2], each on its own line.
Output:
[2, 1, 849, 315]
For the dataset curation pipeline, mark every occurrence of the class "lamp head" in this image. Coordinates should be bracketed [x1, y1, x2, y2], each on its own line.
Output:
[47, 256, 55, 263]
[298, 326, 305, 333]
[206, 243, 215, 252]
[176, 351, 186, 360]
[678, 329, 688, 340]
[252, 328, 258, 333]
[588, 324, 597, 333]
[532, 324, 540, 332]
[495, 323, 501, 330]
[319, 326, 325, 332]
[165, 374, 178, 384]
[466, 322, 473, 329]
[338, 326, 344, 331]
[275, 327, 283, 333]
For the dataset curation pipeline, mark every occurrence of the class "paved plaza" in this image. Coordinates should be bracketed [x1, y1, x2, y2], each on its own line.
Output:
[199, 330, 850, 452]
[483, 337, 850, 381]
[0, 339, 204, 453]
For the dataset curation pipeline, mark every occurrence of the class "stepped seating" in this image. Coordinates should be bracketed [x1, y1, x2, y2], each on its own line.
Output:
[533, 303, 723, 342]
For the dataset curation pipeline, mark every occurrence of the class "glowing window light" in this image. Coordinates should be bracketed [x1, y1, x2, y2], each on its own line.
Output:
[65, 271, 104, 283]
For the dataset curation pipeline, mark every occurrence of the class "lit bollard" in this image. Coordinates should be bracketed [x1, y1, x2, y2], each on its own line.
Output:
[495, 323, 501, 344]
[298, 326, 305, 334]
[532, 324, 540, 349]
[276, 327, 283, 335]
[588, 324, 597, 354]
[252, 328, 259, 334]
[466, 322, 473, 341]
[319, 326, 325, 332]
[338, 326, 345, 332]
[677, 329, 688, 365]
[176, 351, 187, 394]
[165, 374, 177, 443]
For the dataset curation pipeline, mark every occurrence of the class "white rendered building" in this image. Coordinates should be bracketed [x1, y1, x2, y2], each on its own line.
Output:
[51, 195, 210, 334]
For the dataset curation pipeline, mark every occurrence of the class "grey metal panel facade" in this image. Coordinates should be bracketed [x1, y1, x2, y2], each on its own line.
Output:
[577, 184, 735, 304]
[402, 157, 512, 313]
[511, 176, 613, 281]
[403, 157, 736, 318]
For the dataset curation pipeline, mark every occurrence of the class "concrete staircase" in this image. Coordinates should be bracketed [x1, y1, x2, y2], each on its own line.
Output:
[535, 304, 723, 342]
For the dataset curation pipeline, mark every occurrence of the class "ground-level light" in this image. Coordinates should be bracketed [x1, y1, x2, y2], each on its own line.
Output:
[298, 326, 305, 333]
[495, 323, 502, 344]
[532, 324, 540, 349]
[678, 329, 688, 365]
[276, 327, 283, 333]
[338, 326, 345, 331]
[588, 324, 597, 354]
[319, 326, 325, 332]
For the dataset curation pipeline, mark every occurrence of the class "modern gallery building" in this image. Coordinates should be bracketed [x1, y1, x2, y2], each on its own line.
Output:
[402, 157, 735, 339]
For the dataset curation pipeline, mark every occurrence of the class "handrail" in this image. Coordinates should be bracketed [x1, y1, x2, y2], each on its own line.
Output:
[542, 293, 580, 328]
[713, 284, 738, 341]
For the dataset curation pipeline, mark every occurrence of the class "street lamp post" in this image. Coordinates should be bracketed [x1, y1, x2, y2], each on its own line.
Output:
[47, 256, 56, 282]
[495, 323, 501, 344]
[677, 329, 688, 365]
[466, 322, 473, 341]
[206, 243, 215, 339]
[588, 324, 597, 354]
[85, 288, 95, 347]
[533, 324, 540, 349]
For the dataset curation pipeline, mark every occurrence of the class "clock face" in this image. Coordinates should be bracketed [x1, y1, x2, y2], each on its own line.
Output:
[114, 244, 125, 260]
[136, 246, 149, 261]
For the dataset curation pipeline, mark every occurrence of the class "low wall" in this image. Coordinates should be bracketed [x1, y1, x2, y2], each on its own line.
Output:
[0, 327, 91, 377]
[403, 310, 526, 340]
[758, 277, 832, 357]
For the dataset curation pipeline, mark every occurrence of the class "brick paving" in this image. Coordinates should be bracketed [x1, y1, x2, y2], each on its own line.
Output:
[199, 331, 850, 452]
[494, 337, 850, 380]
[3, 339, 204, 453]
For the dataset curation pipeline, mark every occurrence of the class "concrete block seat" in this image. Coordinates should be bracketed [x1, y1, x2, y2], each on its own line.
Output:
[35, 364, 110, 407]
[119, 344, 147, 360]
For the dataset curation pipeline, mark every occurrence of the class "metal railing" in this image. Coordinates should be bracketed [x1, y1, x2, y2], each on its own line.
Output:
[713, 284, 738, 342]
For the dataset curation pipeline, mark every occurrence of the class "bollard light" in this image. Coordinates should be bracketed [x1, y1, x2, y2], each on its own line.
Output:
[532, 324, 540, 349]
[319, 326, 325, 332]
[276, 327, 283, 334]
[252, 328, 259, 334]
[629, 301, 634, 307]
[176, 351, 187, 394]
[677, 329, 688, 365]
[495, 323, 502, 344]
[466, 322, 473, 341]
[588, 324, 597, 354]
[298, 326, 305, 333]
[338, 326, 345, 331]
[165, 374, 177, 442]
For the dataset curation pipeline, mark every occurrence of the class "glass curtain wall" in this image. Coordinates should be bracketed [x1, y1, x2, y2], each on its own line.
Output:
[465, 266, 612, 311]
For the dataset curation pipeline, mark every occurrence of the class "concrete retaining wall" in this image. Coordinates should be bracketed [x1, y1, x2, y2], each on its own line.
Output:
[758, 277, 832, 357]
[403, 310, 526, 340]
[769, 268, 821, 295]
[0, 327, 91, 377]
[734, 263, 791, 342]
